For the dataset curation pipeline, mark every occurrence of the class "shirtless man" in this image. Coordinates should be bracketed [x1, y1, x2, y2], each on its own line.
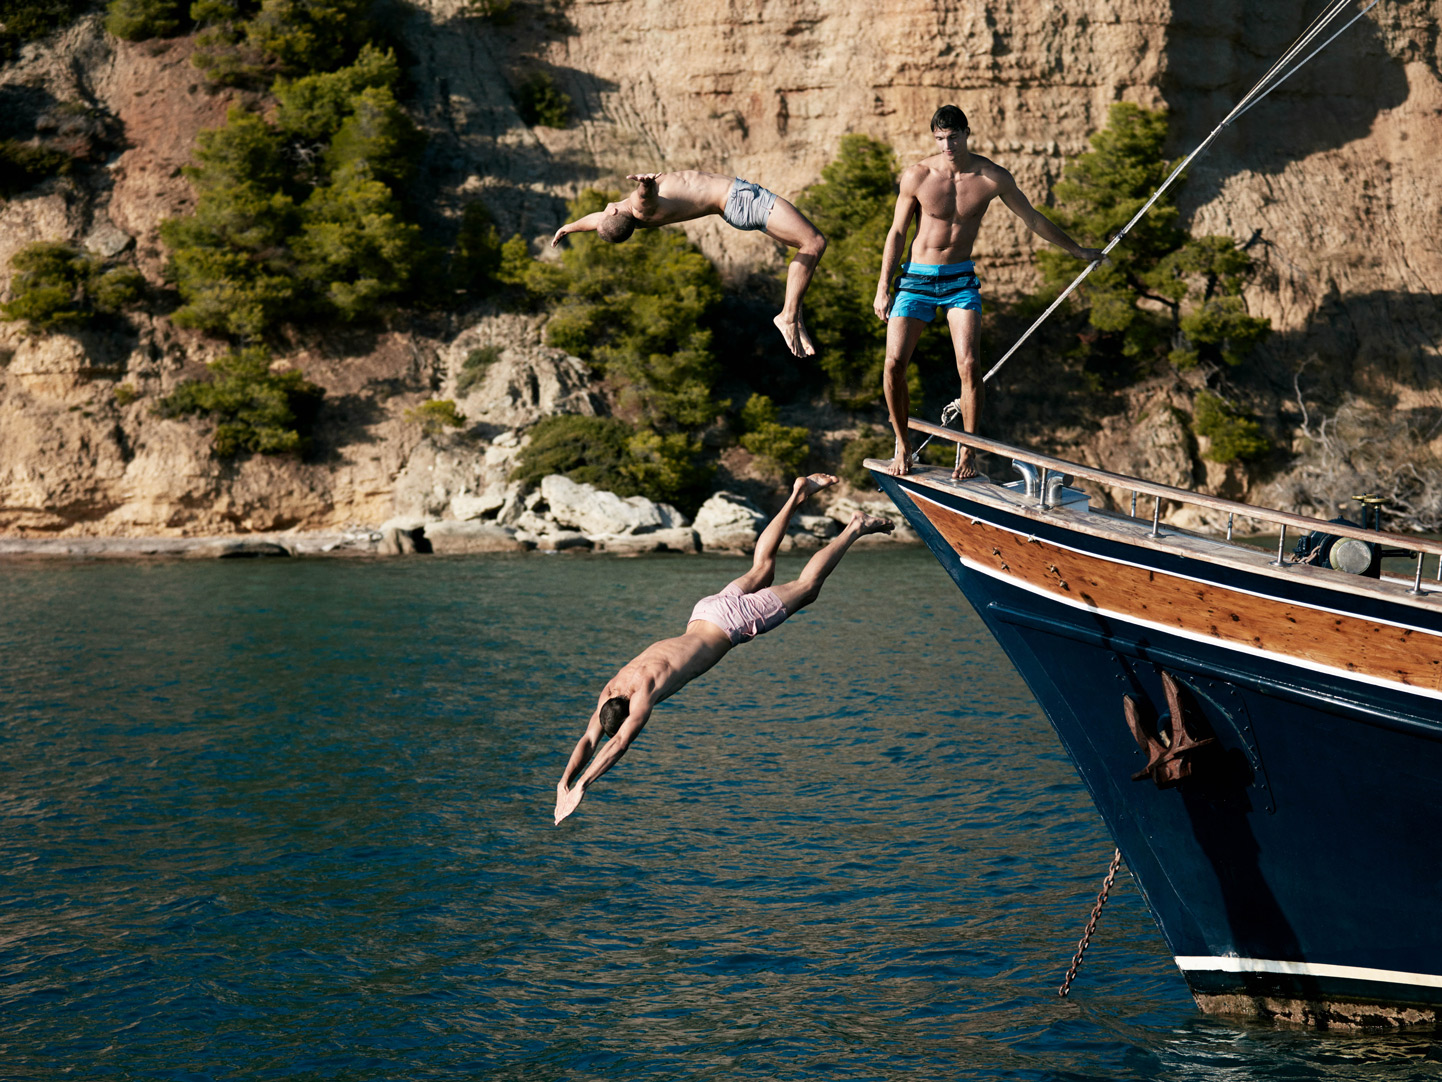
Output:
[554, 474, 893, 824]
[874, 105, 1104, 479]
[551, 170, 827, 358]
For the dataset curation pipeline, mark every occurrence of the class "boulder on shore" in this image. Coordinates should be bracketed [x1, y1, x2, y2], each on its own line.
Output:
[694, 492, 766, 552]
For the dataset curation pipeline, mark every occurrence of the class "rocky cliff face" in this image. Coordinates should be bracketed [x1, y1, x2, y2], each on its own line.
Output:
[1, 1, 1438, 537]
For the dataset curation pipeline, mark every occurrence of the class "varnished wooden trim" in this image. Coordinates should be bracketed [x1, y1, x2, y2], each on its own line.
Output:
[910, 491, 1442, 698]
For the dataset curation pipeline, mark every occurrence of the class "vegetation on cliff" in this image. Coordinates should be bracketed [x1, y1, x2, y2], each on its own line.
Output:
[1036, 103, 1271, 377]
[0, 241, 145, 329]
[155, 346, 324, 457]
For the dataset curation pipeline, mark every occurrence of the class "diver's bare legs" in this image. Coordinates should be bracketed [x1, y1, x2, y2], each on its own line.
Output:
[946, 306, 984, 480]
[764, 199, 827, 358]
[731, 473, 838, 594]
[770, 511, 895, 613]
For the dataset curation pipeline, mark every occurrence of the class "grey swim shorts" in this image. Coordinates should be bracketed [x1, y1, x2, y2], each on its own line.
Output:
[721, 178, 779, 231]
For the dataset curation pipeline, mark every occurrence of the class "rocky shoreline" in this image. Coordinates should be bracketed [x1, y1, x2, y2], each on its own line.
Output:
[0, 475, 918, 560]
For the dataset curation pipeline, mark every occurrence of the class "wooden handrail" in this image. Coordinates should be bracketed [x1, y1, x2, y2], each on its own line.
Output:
[908, 417, 1442, 560]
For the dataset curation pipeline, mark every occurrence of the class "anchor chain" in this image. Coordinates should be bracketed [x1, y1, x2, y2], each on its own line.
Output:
[1057, 847, 1123, 997]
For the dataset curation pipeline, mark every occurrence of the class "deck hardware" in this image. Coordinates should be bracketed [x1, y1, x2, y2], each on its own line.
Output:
[1227, 513, 1234, 541]
[1058, 848, 1123, 998]
[1273, 526, 1288, 566]
[1044, 472, 1069, 508]
[1150, 498, 1162, 538]
[1012, 460, 1041, 499]
[1039, 468, 1051, 508]
[1130, 492, 1138, 518]
[1411, 553, 1426, 596]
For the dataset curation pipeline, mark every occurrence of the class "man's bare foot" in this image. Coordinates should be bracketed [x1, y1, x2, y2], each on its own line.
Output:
[796, 473, 839, 501]
[773, 313, 816, 357]
[952, 446, 980, 481]
[852, 511, 896, 537]
[886, 439, 911, 477]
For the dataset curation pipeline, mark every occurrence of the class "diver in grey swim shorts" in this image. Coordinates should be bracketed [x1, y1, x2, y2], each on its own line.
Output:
[554, 474, 894, 825]
[551, 169, 827, 358]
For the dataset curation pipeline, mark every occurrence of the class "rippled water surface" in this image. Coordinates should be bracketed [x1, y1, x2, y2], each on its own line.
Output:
[3, 548, 1439, 1079]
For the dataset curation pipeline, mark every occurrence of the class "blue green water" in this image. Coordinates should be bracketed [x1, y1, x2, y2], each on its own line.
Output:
[2, 548, 1438, 1079]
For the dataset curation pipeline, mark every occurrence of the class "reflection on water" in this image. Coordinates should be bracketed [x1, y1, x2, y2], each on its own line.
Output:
[0, 549, 1437, 1079]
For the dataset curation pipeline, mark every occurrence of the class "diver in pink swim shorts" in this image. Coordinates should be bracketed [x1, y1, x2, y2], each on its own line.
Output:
[554, 473, 894, 825]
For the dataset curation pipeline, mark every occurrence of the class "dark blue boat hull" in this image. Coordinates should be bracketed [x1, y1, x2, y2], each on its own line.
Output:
[873, 468, 1442, 1026]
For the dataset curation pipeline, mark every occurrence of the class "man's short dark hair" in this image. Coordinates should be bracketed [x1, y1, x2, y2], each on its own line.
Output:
[931, 104, 969, 133]
[600, 696, 629, 737]
[597, 212, 637, 243]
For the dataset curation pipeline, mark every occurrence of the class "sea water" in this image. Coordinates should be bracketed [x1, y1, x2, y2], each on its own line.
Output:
[1, 548, 1438, 1080]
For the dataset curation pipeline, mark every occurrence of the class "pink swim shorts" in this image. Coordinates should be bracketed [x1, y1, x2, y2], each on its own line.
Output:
[689, 582, 790, 645]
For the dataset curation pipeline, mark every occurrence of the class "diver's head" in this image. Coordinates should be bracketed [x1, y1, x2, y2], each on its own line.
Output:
[599, 695, 629, 737]
[598, 207, 637, 243]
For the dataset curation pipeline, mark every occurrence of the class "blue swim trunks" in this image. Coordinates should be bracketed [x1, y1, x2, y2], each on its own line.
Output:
[721, 178, 779, 231]
[889, 260, 983, 322]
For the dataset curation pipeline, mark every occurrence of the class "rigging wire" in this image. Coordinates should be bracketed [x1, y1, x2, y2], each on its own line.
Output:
[975, 0, 1383, 388]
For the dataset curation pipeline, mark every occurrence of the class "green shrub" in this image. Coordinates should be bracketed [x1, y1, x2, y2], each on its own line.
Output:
[1192, 390, 1269, 464]
[539, 189, 723, 428]
[322, 85, 422, 188]
[273, 43, 401, 145]
[511, 415, 632, 491]
[106, 0, 189, 40]
[91, 265, 147, 313]
[1035, 104, 1270, 375]
[405, 398, 466, 436]
[113, 383, 141, 405]
[450, 202, 504, 295]
[293, 167, 424, 321]
[0, 242, 91, 329]
[795, 134, 898, 405]
[738, 394, 809, 480]
[0, 140, 74, 197]
[0, 242, 146, 330]
[455, 345, 500, 395]
[622, 427, 713, 512]
[156, 346, 324, 457]
[839, 425, 896, 488]
[510, 415, 713, 513]
[515, 71, 571, 128]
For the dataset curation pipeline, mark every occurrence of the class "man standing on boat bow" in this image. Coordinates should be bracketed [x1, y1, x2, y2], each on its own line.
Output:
[876, 105, 1104, 479]
[552, 169, 827, 358]
[554, 474, 893, 825]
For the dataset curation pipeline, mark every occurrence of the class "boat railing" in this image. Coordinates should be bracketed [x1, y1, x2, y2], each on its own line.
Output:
[908, 417, 1442, 590]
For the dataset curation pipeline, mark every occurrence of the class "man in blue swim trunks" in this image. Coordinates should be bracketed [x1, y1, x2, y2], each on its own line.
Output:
[551, 169, 827, 358]
[554, 473, 893, 825]
[874, 105, 1104, 479]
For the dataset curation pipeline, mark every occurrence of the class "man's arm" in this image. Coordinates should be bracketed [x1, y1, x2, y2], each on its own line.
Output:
[997, 172, 1105, 263]
[554, 697, 653, 825]
[551, 210, 606, 247]
[874, 168, 922, 321]
[625, 173, 660, 215]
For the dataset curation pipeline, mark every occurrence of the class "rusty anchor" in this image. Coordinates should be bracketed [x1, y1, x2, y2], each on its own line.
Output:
[1123, 671, 1216, 787]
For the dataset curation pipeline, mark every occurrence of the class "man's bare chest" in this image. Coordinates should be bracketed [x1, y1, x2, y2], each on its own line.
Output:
[918, 176, 994, 223]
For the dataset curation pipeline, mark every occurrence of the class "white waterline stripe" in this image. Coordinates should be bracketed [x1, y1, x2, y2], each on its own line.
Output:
[903, 490, 1442, 704]
[1175, 955, 1442, 990]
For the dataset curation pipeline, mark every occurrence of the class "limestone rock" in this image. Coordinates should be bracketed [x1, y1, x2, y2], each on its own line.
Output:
[593, 528, 701, 556]
[422, 519, 530, 554]
[694, 492, 766, 552]
[780, 513, 841, 552]
[540, 474, 688, 536]
[445, 314, 601, 430]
